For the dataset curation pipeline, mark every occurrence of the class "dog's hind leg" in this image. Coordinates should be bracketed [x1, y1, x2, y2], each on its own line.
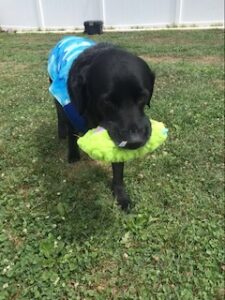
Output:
[55, 100, 80, 163]
[54, 100, 68, 140]
[49, 77, 67, 140]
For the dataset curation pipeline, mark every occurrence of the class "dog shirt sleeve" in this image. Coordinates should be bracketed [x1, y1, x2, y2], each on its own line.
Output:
[48, 36, 95, 132]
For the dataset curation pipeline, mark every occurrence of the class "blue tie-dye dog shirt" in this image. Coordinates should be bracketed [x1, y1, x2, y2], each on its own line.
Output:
[48, 36, 96, 132]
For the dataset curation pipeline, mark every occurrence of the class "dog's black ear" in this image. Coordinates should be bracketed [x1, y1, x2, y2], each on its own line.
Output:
[146, 71, 155, 107]
[68, 65, 90, 115]
[76, 69, 89, 115]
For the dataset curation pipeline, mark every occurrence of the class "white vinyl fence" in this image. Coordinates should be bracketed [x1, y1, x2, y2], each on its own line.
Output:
[0, 0, 224, 31]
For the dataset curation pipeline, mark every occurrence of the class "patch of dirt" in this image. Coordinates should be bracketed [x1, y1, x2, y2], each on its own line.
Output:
[140, 55, 180, 64]
[193, 55, 223, 65]
[213, 79, 224, 90]
[0, 61, 30, 72]
[140, 55, 223, 65]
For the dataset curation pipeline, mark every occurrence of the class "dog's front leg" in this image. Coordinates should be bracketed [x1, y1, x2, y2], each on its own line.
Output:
[111, 163, 131, 211]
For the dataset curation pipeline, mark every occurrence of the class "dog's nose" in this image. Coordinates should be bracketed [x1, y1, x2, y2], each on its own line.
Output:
[125, 133, 144, 149]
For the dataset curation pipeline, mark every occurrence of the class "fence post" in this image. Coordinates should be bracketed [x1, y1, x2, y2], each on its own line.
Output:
[101, 0, 106, 25]
[175, 0, 183, 26]
[37, 0, 45, 30]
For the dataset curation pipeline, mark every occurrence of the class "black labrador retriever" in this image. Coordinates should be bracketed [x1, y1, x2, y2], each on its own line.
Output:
[49, 41, 155, 210]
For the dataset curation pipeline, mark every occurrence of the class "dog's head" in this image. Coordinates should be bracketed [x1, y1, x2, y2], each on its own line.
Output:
[97, 78, 154, 150]
[72, 46, 155, 149]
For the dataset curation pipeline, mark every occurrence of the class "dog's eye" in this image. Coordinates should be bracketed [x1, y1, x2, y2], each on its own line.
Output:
[100, 92, 112, 105]
[102, 98, 113, 108]
[137, 89, 150, 108]
[100, 97, 116, 112]
[100, 95, 110, 105]
[137, 97, 147, 108]
[103, 98, 111, 104]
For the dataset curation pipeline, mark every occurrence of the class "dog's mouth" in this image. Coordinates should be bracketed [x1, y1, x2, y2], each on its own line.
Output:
[111, 133, 149, 150]
[101, 119, 151, 150]
[121, 139, 148, 150]
[118, 141, 128, 148]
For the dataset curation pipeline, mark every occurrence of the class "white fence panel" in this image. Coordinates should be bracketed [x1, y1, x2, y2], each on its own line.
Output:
[0, 0, 223, 31]
[104, 0, 177, 27]
[0, 0, 39, 29]
[181, 0, 224, 24]
[42, 0, 102, 29]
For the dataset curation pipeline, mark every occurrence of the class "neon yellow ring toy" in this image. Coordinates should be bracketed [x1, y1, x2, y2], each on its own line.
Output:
[77, 119, 168, 163]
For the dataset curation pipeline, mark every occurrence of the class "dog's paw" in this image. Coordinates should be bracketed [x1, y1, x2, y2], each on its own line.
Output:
[112, 185, 131, 212]
[118, 194, 131, 212]
[68, 153, 81, 164]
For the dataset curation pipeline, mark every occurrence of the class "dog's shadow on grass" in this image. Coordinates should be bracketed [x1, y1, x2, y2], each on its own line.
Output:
[33, 122, 116, 242]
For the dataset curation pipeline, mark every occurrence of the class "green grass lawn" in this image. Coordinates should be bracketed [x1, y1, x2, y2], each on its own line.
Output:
[0, 29, 224, 299]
